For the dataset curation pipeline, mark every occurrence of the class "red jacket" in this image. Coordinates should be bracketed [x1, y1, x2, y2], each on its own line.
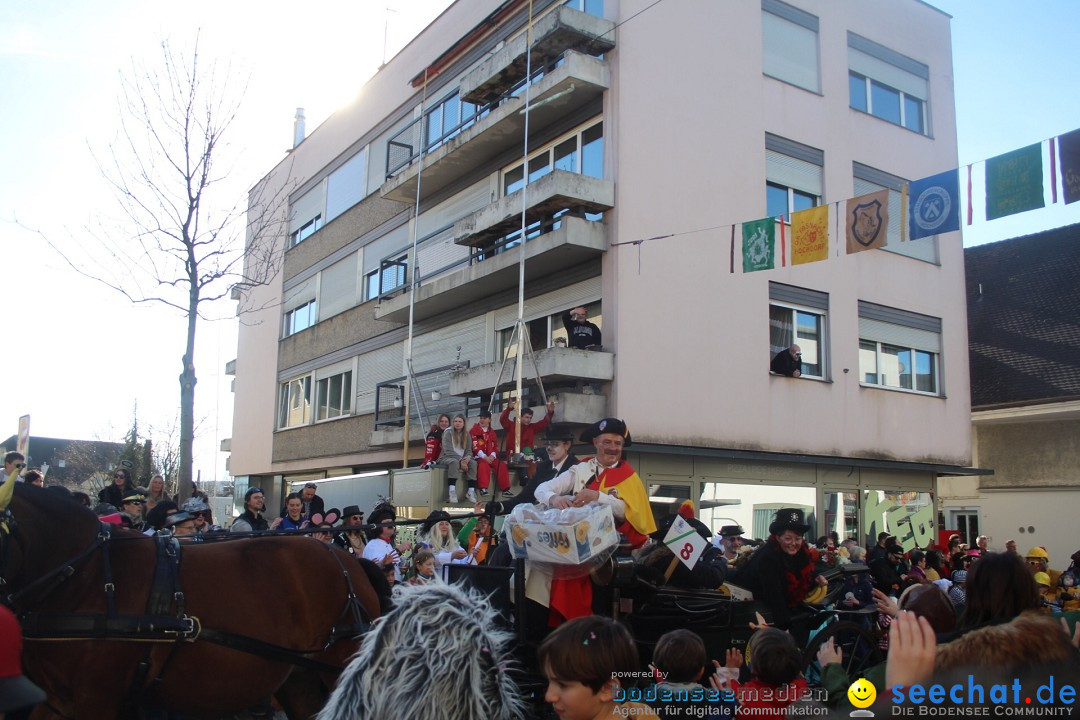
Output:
[422, 427, 443, 465]
[469, 423, 499, 458]
[732, 677, 810, 720]
[499, 407, 553, 457]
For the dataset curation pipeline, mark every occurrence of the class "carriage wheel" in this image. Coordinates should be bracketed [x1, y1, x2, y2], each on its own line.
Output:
[801, 621, 883, 681]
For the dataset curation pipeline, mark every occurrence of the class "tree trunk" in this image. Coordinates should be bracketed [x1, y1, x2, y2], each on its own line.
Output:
[178, 285, 198, 505]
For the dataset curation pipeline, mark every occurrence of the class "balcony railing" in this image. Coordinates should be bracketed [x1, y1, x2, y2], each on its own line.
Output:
[373, 362, 481, 430]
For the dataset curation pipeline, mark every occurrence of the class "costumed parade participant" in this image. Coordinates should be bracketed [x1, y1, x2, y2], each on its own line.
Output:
[531, 417, 657, 624]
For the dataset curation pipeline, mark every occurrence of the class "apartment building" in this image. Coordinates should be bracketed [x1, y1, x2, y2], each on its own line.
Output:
[228, 0, 974, 547]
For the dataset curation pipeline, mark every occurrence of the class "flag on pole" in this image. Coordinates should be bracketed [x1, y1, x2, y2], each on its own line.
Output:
[986, 143, 1045, 220]
[1059, 128, 1080, 205]
[741, 218, 776, 273]
[846, 189, 890, 253]
[908, 169, 960, 240]
[791, 205, 829, 264]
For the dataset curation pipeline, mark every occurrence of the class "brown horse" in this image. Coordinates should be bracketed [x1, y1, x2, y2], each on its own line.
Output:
[1, 482, 385, 719]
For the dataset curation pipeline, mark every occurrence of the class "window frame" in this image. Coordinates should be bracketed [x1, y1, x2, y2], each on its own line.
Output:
[315, 369, 354, 423]
[363, 253, 408, 302]
[847, 32, 930, 137]
[500, 119, 604, 197]
[768, 301, 827, 380]
[283, 299, 318, 338]
[289, 216, 321, 248]
[849, 71, 926, 134]
[761, 0, 821, 93]
[277, 374, 313, 430]
[859, 340, 939, 395]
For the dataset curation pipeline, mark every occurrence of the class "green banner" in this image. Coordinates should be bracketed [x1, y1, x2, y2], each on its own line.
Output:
[742, 218, 775, 273]
[986, 143, 1045, 220]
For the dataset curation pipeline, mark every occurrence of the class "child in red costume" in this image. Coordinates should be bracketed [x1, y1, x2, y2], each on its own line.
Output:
[469, 409, 511, 495]
[712, 627, 813, 720]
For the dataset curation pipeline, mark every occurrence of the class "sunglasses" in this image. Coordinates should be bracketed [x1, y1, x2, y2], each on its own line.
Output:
[124, 500, 145, 506]
[13, 463, 26, 470]
[114, 474, 127, 479]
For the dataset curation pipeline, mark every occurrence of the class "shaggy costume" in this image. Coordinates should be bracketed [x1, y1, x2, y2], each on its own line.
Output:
[935, 611, 1080, 673]
[317, 583, 524, 720]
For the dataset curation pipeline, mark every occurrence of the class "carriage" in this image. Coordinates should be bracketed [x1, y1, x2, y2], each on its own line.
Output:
[2, 477, 882, 720]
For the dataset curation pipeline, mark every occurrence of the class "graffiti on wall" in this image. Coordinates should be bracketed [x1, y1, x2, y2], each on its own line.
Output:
[863, 491, 935, 551]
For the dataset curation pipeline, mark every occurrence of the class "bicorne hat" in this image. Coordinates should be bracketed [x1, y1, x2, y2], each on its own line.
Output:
[580, 418, 632, 447]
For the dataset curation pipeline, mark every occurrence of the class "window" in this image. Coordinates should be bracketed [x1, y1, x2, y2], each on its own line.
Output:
[278, 375, 312, 429]
[502, 121, 603, 196]
[497, 301, 602, 358]
[425, 91, 481, 153]
[563, 0, 604, 16]
[858, 301, 941, 395]
[360, 223, 410, 302]
[766, 134, 823, 218]
[316, 370, 353, 421]
[769, 283, 828, 379]
[762, 0, 820, 93]
[853, 163, 937, 263]
[289, 216, 321, 248]
[848, 33, 929, 135]
[325, 149, 368, 223]
[283, 299, 317, 337]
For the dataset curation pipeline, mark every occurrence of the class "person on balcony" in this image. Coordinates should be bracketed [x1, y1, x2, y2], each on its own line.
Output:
[438, 414, 477, 504]
[470, 409, 511, 499]
[562, 306, 602, 349]
[500, 399, 555, 485]
[770, 344, 803, 377]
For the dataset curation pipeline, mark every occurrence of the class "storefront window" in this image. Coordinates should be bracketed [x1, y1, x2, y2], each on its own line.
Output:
[862, 490, 934, 551]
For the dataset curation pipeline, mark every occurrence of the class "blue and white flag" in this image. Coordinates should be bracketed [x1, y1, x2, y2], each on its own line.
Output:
[908, 169, 960, 240]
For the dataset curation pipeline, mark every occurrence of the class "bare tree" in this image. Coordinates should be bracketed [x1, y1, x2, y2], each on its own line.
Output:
[42, 36, 291, 501]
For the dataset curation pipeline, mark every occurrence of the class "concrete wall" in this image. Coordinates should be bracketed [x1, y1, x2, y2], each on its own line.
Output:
[608, 0, 968, 465]
[273, 414, 373, 463]
[976, 419, 1080, 489]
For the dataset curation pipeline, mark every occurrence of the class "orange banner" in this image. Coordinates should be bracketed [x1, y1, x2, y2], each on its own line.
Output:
[790, 205, 829, 265]
[846, 189, 890, 253]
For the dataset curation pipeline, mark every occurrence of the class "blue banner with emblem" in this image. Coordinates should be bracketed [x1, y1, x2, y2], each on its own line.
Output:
[907, 169, 960, 240]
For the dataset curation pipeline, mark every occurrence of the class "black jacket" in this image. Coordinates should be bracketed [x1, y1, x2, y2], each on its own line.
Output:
[487, 453, 580, 515]
[736, 539, 818, 629]
[562, 312, 602, 349]
[770, 349, 801, 376]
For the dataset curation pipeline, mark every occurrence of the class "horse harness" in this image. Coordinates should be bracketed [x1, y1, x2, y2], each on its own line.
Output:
[2, 519, 374, 680]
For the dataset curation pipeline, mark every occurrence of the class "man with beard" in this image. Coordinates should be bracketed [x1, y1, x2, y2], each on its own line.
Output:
[230, 487, 270, 533]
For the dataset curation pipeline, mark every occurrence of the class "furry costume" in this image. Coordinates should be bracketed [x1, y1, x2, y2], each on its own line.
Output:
[936, 611, 1080, 673]
[318, 582, 525, 720]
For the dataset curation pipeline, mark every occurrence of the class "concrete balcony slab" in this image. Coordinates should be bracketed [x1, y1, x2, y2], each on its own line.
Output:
[374, 216, 606, 323]
[381, 52, 609, 204]
[460, 6, 616, 106]
[449, 347, 613, 396]
[454, 171, 614, 248]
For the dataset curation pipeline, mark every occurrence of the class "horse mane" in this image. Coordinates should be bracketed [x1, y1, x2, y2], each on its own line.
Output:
[318, 582, 525, 720]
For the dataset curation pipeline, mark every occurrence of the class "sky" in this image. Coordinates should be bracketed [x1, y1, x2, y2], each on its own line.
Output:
[2, 0, 1079, 484]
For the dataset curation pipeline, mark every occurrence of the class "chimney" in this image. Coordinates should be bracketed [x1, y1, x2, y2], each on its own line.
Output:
[293, 108, 306, 149]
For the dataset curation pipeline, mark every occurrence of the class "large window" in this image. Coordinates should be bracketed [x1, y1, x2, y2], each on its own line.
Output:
[848, 33, 929, 135]
[766, 134, 823, 218]
[769, 283, 828, 379]
[316, 370, 353, 421]
[497, 301, 602, 359]
[761, 0, 820, 93]
[858, 302, 941, 395]
[502, 121, 603, 196]
[283, 299, 317, 338]
[278, 375, 312, 429]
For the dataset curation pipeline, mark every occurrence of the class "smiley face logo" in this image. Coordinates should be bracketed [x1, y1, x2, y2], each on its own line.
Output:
[847, 678, 876, 709]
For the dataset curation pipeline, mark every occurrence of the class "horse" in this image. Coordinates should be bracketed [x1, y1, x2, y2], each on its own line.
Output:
[0, 481, 386, 720]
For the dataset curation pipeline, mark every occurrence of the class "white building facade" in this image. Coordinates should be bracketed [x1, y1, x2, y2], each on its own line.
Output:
[229, 0, 972, 546]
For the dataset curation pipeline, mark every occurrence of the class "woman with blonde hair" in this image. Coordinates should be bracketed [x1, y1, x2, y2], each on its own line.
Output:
[145, 474, 168, 512]
[416, 510, 467, 576]
[437, 414, 477, 504]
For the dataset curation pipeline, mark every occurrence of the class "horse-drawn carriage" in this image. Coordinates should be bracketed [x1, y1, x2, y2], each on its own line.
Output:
[2, 480, 879, 719]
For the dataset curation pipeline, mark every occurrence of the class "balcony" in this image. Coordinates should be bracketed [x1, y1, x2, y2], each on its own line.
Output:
[454, 171, 614, 248]
[381, 51, 609, 204]
[449, 346, 613, 396]
[374, 216, 606, 323]
[460, 6, 616, 106]
[368, 362, 482, 447]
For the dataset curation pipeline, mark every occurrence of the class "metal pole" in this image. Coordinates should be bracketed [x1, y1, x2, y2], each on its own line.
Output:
[402, 70, 430, 469]
[513, 0, 536, 460]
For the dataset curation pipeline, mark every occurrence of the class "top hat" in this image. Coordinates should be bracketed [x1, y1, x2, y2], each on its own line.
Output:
[543, 424, 576, 442]
[580, 418, 632, 447]
[768, 508, 810, 536]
